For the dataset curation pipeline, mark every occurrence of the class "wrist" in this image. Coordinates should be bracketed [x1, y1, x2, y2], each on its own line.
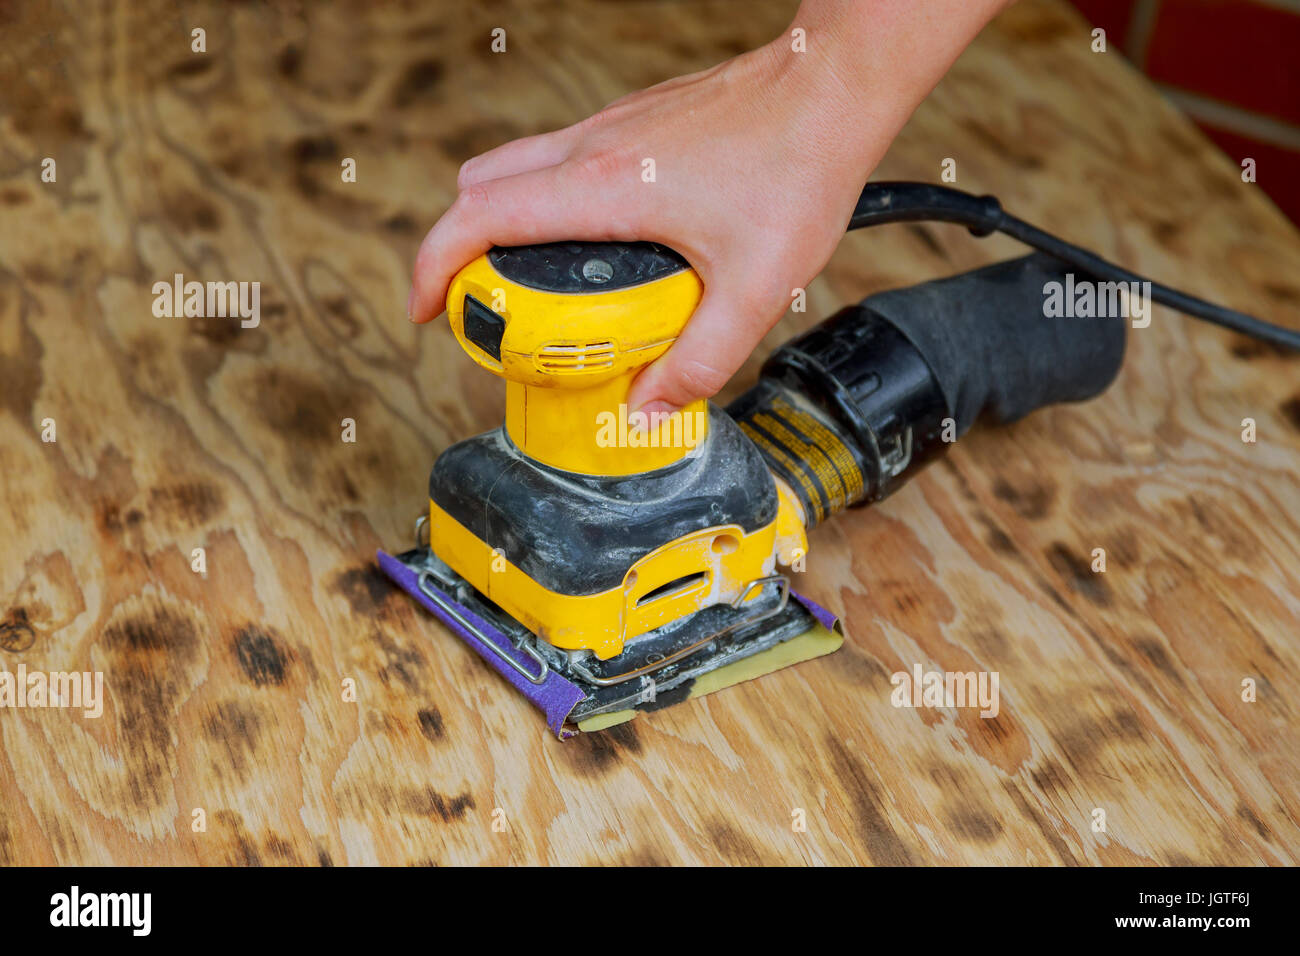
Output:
[764, 0, 1008, 158]
[745, 30, 910, 176]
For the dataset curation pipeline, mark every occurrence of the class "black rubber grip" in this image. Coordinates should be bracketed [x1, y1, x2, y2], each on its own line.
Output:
[864, 253, 1127, 436]
[728, 253, 1127, 523]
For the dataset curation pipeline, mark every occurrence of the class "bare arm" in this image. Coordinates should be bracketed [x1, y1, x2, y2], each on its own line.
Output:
[409, 0, 1012, 414]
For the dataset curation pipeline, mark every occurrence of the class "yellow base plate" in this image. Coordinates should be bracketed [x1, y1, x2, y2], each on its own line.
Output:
[574, 621, 844, 733]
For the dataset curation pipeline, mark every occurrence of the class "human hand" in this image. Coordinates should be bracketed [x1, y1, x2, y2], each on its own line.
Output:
[409, 0, 1008, 413]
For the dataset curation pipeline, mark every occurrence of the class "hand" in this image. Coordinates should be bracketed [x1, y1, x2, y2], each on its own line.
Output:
[409, 0, 1009, 413]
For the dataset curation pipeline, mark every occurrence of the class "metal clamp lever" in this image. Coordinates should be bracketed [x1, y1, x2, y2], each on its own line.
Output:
[568, 574, 791, 688]
[417, 571, 549, 685]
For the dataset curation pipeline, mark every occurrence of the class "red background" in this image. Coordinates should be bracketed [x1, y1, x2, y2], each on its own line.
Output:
[1069, 0, 1300, 223]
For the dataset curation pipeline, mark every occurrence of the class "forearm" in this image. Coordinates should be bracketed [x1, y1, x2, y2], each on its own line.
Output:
[762, 0, 1012, 169]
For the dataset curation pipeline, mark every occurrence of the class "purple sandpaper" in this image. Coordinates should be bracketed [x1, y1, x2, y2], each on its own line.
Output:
[790, 590, 842, 634]
[376, 550, 586, 738]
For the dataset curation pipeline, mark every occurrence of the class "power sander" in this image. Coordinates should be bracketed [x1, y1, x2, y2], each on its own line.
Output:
[378, 182, 1298, 738]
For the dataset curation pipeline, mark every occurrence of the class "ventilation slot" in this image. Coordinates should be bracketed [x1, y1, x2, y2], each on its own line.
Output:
[535, 341, 616, 373]
[635, 571, 708, 607]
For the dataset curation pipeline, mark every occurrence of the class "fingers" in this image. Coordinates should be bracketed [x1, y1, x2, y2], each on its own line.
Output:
[456, 127, 579, 188]
[625, 282, 774, 412]
[410, 163, 637, 324]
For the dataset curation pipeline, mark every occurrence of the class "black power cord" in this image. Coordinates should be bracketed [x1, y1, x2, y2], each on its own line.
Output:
[849, 182, 1300, 351]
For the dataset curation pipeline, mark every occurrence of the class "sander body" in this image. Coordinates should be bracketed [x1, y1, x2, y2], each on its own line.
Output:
[379, 181, 1292, 738]
[379, 202, 1133, 736]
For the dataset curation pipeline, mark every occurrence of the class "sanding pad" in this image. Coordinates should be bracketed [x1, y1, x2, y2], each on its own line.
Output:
[377, 548, 842, 738]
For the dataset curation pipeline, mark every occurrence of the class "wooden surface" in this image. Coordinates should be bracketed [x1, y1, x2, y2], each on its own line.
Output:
[1, 0, 1298, 866]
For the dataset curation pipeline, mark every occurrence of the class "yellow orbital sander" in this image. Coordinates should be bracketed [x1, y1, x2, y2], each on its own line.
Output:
[378, 182, 1300, 737]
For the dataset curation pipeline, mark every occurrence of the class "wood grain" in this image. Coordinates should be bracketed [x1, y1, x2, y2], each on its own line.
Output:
[1, 0, 1298, 866]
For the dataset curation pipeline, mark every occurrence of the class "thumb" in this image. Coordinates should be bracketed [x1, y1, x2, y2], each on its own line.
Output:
[625, 283, 770, 413]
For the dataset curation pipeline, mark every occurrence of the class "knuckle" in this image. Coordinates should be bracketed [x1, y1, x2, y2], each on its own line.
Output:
[674, 357, 730, 399]
[572, 113, 600, 135]
[569, 144, 631, 183]
[597, 93, 637, 117]
[457, 181, 493, 210]
[576, 109, 613, 133]
[456, 158, 479, 189]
